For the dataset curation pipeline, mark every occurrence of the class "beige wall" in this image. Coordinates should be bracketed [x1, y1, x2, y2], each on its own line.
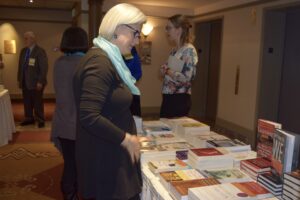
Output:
[0, 7, 71, 98]
[137, 17, 172, 108]
[193, 0, 300, 145]
[0, 21, 69, 96]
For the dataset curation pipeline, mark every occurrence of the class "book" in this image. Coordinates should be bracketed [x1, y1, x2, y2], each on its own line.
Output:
[169, 178, 220, 200]
[240, 157, 272, 173]
[143, 120, 172, 135]
[159, 169, 205, 190]
[168, 54, 185, 72]
[201, 168, 252, 183]
[188, 181, 273, 200]
[256, 119, 282, 160]
[148, 159, 191, 174]
[257, 172, 283, 196]
[227, 150, 257, 168]
[272, 129, 300, 176]
[188, 148, 233, 170]
[206, 139, 251, 152]
[189, 148, 223, 157]
[284, 169, 300, 185]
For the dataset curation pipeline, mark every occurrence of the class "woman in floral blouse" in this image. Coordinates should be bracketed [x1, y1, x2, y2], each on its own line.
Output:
[160, 14, 198, 118]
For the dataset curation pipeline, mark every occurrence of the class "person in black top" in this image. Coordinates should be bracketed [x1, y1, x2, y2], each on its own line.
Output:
[73, 3, 147, 200]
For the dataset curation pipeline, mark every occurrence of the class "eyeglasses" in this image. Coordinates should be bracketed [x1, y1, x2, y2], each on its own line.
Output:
[124, 24, 141, 39]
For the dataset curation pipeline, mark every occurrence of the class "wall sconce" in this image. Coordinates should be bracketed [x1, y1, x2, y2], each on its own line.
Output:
[141, 23, 153, 39]
[139, 23, 153, 65]
[4, 40, 16, 54]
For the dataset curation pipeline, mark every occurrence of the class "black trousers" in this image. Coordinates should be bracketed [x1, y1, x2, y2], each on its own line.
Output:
[22, 84, 45, 123]
[160, 93, 191, 118]
[58, 138, 77, 194]
[130, 95, 141, 117]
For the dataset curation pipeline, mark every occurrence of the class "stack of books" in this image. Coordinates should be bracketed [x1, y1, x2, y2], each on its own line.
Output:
[200, 168, 252, 183]
[140, 141, 194, 163]
[140, 141, 176, 163]
[158, 169, 206, 191]
[226, 150, 257, 168]
[143, 120, 172, 135]
[188, 181, 273, 200]
[188, 148, 233, 170]
[169, 178, 220, 200]
[283, 169, 300, 200]
[240, 157, 272, 180]
[148, 159, 191, 174]
[186, 131, 229, 148]
[257, 172, 283, 197]
[206, 138, 251, 152]
[161, 117, 210, 137]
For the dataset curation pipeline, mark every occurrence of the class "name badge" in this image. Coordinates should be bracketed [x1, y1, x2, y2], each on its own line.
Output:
[29, 58, 36, 66]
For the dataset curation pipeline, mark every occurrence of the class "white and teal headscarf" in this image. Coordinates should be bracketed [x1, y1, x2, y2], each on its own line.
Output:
[93, 36, 140, 95]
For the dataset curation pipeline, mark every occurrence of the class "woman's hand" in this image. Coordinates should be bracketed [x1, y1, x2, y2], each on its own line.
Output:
[121, 133, 141, 163]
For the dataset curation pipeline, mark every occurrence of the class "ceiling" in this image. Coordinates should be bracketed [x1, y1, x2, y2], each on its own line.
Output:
[0, 0, 224, 10]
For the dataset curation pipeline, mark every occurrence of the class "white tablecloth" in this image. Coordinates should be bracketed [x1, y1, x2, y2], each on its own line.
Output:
[0, 89, 15, 146]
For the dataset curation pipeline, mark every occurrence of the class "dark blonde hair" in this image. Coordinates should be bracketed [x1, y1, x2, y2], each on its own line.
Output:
[169, 14, 193, 46]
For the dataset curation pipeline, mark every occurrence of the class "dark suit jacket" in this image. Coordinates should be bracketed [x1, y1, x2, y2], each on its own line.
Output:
[18, 45, 48, 89]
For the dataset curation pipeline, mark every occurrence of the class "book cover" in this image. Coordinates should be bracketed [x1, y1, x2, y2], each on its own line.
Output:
[272, 129, 300, 176]
[233, 181, 273, 198]
[284, 169, 300, 185]
[170, 178, 220, 196]
[202, 168, 251, 183]
[190, 148, 223, 157]
[148, 159, 190, 173]
[240, 157, 271, 172]
[256, 119, 281, 160]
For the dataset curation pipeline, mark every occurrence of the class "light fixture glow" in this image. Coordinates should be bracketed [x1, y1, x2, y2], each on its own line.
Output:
[29, 0, 34, 3]
[141, 23, 153, 37]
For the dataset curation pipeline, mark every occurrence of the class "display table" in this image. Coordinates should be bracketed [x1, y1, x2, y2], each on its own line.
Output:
[0, 89, 15, 146]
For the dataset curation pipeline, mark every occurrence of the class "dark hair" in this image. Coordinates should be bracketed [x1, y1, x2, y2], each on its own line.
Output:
[168, 14, 192, 46]
[60, 26, 88, 53]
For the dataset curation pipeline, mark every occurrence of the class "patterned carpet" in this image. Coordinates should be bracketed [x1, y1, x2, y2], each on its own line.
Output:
[0, 100, 65, 200]
[0, 143, 64, 200]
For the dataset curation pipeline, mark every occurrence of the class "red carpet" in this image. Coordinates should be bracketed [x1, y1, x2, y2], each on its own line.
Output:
[10, 130, 51, 143]
[0, 99, 65, 200]
[11, 99, 55, 122]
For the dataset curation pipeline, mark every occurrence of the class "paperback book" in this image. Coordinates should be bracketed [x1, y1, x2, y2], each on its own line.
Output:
[256, 119, 282, 160]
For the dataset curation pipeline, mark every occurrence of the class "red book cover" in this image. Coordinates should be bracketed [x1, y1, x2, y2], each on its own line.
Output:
[190, 148, 223, 157]
[257, 119, 281, 159]
[233, 181, 270, 197]
[241, 157, 271, 171]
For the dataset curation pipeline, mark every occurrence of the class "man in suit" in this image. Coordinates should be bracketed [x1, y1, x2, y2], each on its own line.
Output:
[17, 31, 48, 128]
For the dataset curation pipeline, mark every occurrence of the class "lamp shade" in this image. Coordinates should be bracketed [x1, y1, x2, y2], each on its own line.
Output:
[141, 23, 153, 37]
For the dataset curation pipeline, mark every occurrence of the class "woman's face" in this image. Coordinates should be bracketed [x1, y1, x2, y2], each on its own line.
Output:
[165, 21, 181, 42]
[112, 23, 142, 55]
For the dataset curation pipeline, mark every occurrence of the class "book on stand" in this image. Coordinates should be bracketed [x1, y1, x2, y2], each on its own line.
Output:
[271, 129, 300, 177]
[256, 119, 282, 160]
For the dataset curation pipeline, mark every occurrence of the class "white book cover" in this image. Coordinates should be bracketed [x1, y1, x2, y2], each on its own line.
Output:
[201, 168, 252, 183]
[148, 159, 191, 174]
[188, 181, 273, 200]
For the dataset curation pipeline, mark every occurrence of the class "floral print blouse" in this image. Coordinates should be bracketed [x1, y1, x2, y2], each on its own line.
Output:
[162, 43, 198, 94]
